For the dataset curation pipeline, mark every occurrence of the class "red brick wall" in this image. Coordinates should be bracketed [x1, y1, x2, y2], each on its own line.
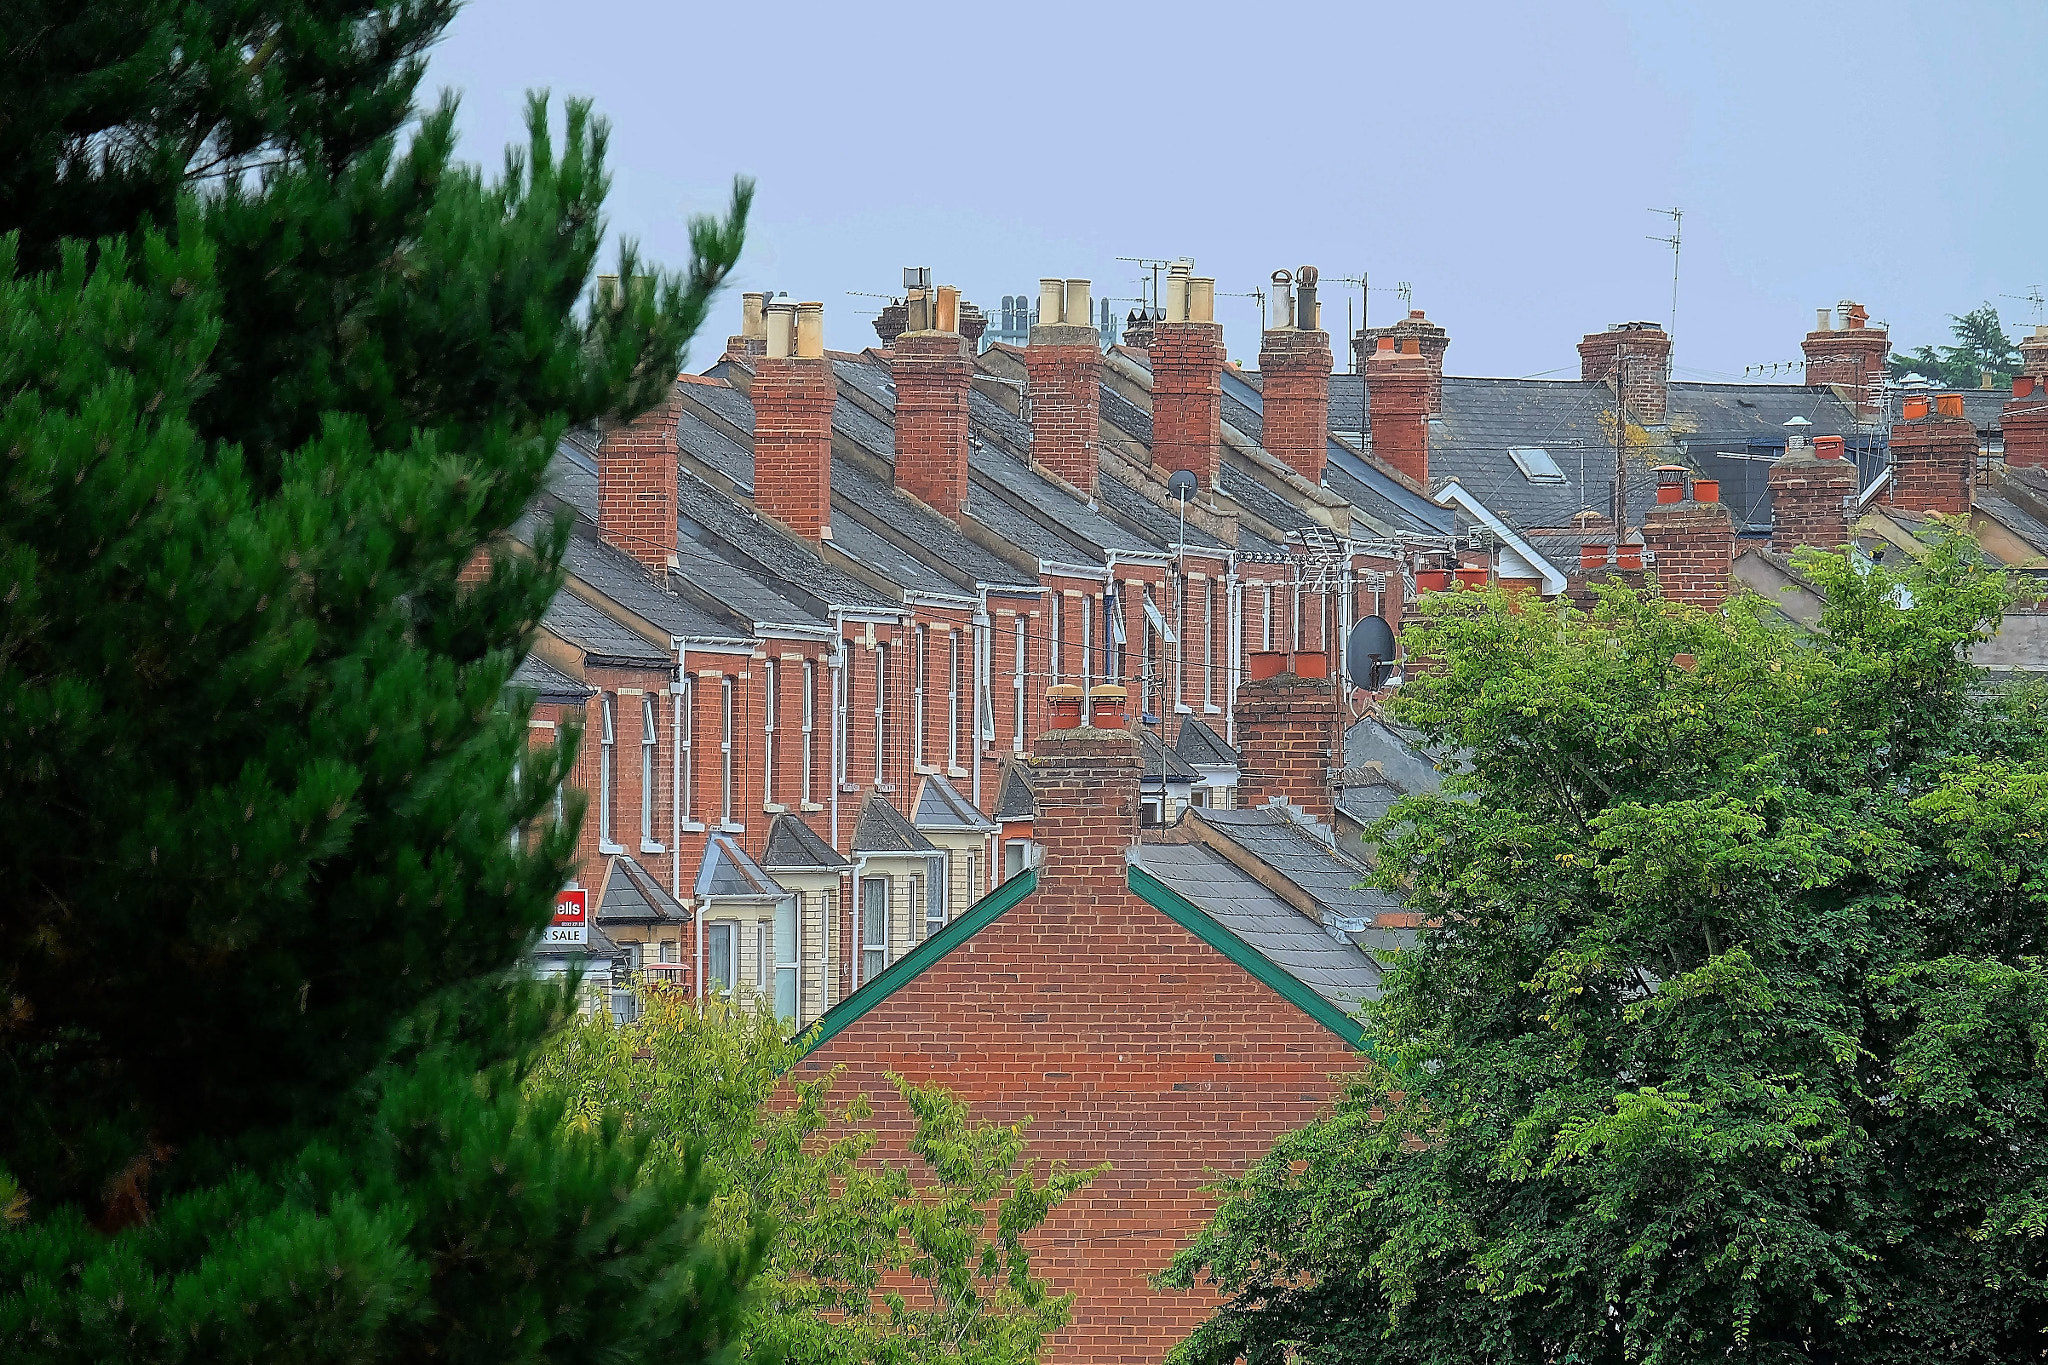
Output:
[1885, 413, 1976, 516]
[1259, 328, 1333, 485]
[1578, 325, 1671, 426]
[1642, 499, 1734, 609]
[892, 334, 971, 518]
[1151, 321, 1225, 487]
[2005, 377, 2048, 469]
[1365, 343, 1432, 488]
[597, 387, 681, 573]
[1803, 326, 1890, 419]
[1356, 311, 1449, 413]
[1025, 338, 1105, 496]
[1767, 449, 1859, 553]
[1232, 668, 1341, 822]
[796, 723, 1364, 1363]
[752, 356, 836, 544]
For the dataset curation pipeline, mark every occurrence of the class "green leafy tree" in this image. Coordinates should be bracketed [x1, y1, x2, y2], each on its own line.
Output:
[1165, 538, 2048, 1363]
[1890, 303, 2023, 389]
[0, 3, 758, 1360]
[533, 992, 1104, 1365]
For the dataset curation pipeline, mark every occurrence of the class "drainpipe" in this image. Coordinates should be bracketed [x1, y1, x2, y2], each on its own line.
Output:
[671, 642, 685, 901]
[829, 625, 846, 851]
[1225, 551, 1242, 747]
[972, 587, 990, 811]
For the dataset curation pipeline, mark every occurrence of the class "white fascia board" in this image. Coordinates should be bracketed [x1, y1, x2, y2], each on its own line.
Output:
[1432, 480, 1568, 596]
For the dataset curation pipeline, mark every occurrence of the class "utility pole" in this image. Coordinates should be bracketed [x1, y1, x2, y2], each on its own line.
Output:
[1332, 274, 1368, 372]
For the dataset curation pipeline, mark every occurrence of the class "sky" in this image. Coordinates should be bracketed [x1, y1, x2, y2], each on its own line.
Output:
[424, 0, 2047, 382]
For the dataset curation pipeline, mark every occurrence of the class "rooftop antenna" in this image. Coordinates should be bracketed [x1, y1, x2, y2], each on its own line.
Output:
[1331, 273, 1367, 371]
[1217, 287, 1265, 355]
[1649, 207, 1682, 357]
[2002, 286, 2046, 326]
[1116, 256, 1174, 311]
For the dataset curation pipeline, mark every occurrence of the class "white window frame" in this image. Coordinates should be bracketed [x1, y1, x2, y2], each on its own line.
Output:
[911, 874, 927, 942]
[1012, 623, 1026, 753]
[1261, 586, 1273, 651]
[874, 644, 889, 785]
[964, 851, 978, 904]
[913, 625, 927, 770]
[763, 659, 777, 807]
[1140, 595, 1155, 717]
[1081, 595, 1094, 688]
[707, 921, 735, 995]
[773, 897, 798, 1023]
[598, 695, 619, 851]
[1203, 579, 1216, 708]
[859, 876, 889, 985]
[719, 676, 735, 826]
[801, 659, 816, 805]
[1050, 594, 1062, 684]
[680, 676, 696, 826]
[947, 631, 961, 770]
[640, 695, 659, 849]
[755, 921, 769, 994]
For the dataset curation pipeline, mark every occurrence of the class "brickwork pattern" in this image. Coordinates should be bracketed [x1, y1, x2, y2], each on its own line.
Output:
[1643, 500, 1734, 610]
[1232, 670, 1341, 822]
[892, 334, 972, 518]
[1150, 321, 1225, 486]
[1365, 348, 1432, 487]
[1885, 414, 1976, 516]
[2005, 377, 2048, 469]
[1026, 333, 1106, 496]
[752, 356, 837, 544]
[1802, 328, 1890, 418]
[1259, 329, 1334, 485]
[1356, 311, 1449, 412]
[597, 387, 681, 573]
[1577, 327, 1671, 425]
[800, 724, 1364, 1364]
[1766, 450, 1859, 553]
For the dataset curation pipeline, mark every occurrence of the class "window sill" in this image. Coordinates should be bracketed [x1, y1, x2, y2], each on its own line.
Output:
[873, 782, 896, 795]
[640, 840, 666, 855]
[718, 821, 746, 834]
[678, 820, 707, 833]
[1204, 705, 1223, 715]
[763, 801, 788, 814]
[800, 800, 825, 813]
[947, 767, 970, 779]
[1174, 702, 1195, 714]
[598, 841, 626, 855]
[914, 762, 939, 775]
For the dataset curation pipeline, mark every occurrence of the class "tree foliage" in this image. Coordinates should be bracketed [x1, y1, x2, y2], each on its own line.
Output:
[1165, 539, 2048, 1363]
[0, 2, 758, 1359]
[1889, 303, 2024, 390]
[533, 993, 1104, 1365]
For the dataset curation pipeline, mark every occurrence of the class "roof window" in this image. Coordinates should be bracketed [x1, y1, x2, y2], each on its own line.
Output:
[1509, 447, 1566, 484]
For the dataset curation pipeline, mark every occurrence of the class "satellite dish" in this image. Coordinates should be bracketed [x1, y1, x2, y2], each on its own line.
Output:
[1345, 615, 1398, 692]
[1167, 469, 1198, 503]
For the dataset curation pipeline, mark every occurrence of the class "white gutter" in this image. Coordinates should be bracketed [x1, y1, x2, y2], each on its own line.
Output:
[1432, 479, 1569, 596]
[1858, 465, 1893, 509]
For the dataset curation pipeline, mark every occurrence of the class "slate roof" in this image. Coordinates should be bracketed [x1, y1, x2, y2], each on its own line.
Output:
[695, 834, 784, 899]
[1173, 715, 1239, 768]
[541, 590, 672, 669]
[548, 436, 599, 521]
[597, 855, 691, 926]
[913, 774, 998, 832]
[556, 526, 745, 643]
[1343, 714, 1456, 796]
[1133, 842, 1384, 1010]
[510, 653, 592, 703]
[675, 469, 894, 616]
[1327, 374, 1368, 439]
[762, 812, 849, 870]
[1196, 806, 1405, 927]
[851, 793, 941, 854]
[1139, 728, 1201, 782]
[1428, 376, 1674, 535]
[1222, 367, 1450, 536]
[1100, 472, 1230, 551]
[993, 761, 1035, 821]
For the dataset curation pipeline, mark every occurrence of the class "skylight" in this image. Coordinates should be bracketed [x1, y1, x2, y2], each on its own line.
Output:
[1509, 447, 1566, 484]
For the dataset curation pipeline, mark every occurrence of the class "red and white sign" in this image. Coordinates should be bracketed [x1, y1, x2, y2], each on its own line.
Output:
[546, 887, 588, 946]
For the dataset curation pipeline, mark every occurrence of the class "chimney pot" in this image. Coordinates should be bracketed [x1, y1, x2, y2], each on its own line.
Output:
[1692, 478, 1720, 504]
[1376, 336, 1395, 353]
[1087, 683, 1128, 729]
[1189, 277, 1216, 324]
[742, 292, 766, 339]
[1046, 683, 1084, 730]
[1039, 278, 1065, 328]
[1816, 307, 1832, 332]
[1065, 279, 1091, 326]
[794, 302, 824, 359]
[1935, 392, 1966, 419]
[765, 299, 796, 358]
[934, 284, 960, 335]
[1903, 395, 1931, 420]
[1814, 435, 1845, 459]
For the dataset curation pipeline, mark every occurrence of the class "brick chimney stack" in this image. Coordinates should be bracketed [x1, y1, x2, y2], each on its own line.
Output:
[597, 384, 683, 574]
[1029, 690, 1141, 903]
[1025, 276, 1106, 496]
[1365, 336, 1432, 488]
[1151, 261, 1226, 488]
[1356, 310, 1449, 414]
[2005, 327, 2048, 469]
[1802, 303, 1890, 421]
[1767, 432, 1859, 554]
[752, 299, 837, 545]
[892, 283, 972, 518]
[1258, 266, 1334, 485]
[1232, 654, 1341, 825]
[1884, 393, 1976, 516]
[1642, 467, 1733, 610]
[1579, 322, 1671, 425]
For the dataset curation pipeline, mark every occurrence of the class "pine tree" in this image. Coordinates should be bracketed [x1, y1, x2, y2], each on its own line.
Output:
[0, 3, 758, 1359]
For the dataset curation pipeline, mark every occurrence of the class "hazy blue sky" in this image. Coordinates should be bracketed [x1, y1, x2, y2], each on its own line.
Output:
[425, 1, 2046, 382]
